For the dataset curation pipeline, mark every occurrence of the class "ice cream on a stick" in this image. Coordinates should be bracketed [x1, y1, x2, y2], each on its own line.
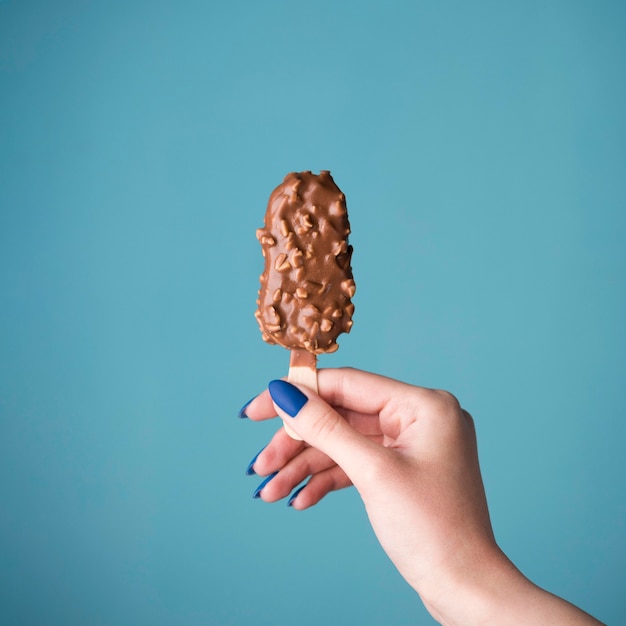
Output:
[256, 170, 355, 439]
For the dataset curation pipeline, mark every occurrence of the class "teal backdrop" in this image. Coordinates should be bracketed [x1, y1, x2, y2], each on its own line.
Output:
[1, 1, 624, 624]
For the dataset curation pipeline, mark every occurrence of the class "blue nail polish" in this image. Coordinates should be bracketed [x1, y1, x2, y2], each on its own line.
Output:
[245, 447, 266, 476]
[238, 397, 254, 419]
[253, 472, 278, 499]
[268, 380, 308, 417]
[287, 484, 306, 507]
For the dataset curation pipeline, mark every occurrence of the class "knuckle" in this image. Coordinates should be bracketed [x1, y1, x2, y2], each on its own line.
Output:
[432, 388, 461, 410]
[307, 404, 342, 442]
[418, 388, 469, 442]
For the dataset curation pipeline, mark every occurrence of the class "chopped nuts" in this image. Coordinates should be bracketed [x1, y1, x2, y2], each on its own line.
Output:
[285, 233, 297, 250]
[341, 279, 356, 297]
[274, 254, 291, 272]
[291, 248, 303, 267]
[329, 200, 346, 216]
[332, 240, 347, 255]
[303, 280, 325, 294]
[261, 332, 275, 344]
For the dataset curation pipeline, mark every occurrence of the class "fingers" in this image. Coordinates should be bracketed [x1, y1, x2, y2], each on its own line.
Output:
[241, 368, 445, 504]
[241, 368, 477, 517]
[248, 426, 306, 476]
[242, 368, 418, 422]
[290, 468, 353, 510]
[267, 379, 385, 487]
[254, 449, 352, 508]
[249, 432, 333, 478]
[240, 388, 277, 422]
[316, 367, 406, 414]
[244, 392, 383, 510]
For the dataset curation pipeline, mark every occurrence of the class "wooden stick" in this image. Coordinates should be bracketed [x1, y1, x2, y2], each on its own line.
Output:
[285, 349, 318, 440]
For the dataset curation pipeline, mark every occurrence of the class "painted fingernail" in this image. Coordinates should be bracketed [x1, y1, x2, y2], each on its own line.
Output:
[238, 397, 254, 419]
[268, 380, 308, 418]
[253, 472, 278, 499]
[287, 484, 306, 508]
[245, 447, 266, 476]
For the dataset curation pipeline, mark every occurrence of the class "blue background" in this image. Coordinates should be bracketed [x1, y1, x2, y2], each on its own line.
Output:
[1, 1, 624, 624]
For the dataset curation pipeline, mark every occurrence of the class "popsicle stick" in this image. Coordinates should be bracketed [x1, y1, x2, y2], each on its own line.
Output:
[284, 349, 318, 440]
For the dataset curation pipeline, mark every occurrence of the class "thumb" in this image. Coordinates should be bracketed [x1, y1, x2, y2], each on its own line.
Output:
[268, 379, 381, 483]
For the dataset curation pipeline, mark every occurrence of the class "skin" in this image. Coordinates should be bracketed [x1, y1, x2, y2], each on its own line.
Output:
[244, 367, 604, 626]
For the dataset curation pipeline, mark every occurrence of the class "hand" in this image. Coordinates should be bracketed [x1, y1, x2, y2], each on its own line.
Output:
[241, 368, 603, 625]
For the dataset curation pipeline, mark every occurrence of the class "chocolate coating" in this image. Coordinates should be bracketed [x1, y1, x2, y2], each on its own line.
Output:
[255, 171, 355, 354]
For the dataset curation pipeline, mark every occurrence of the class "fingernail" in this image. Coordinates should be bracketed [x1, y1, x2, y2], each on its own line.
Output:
[287, 484, 306, 508]
[268, 380, 308, 418]
[245, 446, 266, 476]
[253, 472, 278, 499]
[238, 397, 254, 419]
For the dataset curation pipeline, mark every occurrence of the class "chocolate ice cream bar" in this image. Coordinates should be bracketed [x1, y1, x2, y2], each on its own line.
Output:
[255, 170, 355, 439]
[255, 170, 355, 355]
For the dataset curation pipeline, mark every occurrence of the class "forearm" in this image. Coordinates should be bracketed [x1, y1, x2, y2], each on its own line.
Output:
[423, 549, 604, 626]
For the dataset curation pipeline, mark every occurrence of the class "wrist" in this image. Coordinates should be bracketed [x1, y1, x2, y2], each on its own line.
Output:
[419, 544, 525, 626]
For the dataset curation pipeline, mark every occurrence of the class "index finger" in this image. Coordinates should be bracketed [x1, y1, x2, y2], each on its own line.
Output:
[317, 367, 419, 414]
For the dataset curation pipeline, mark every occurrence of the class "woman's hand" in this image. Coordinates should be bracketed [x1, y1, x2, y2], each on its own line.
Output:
[241, 368, 603, 625]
